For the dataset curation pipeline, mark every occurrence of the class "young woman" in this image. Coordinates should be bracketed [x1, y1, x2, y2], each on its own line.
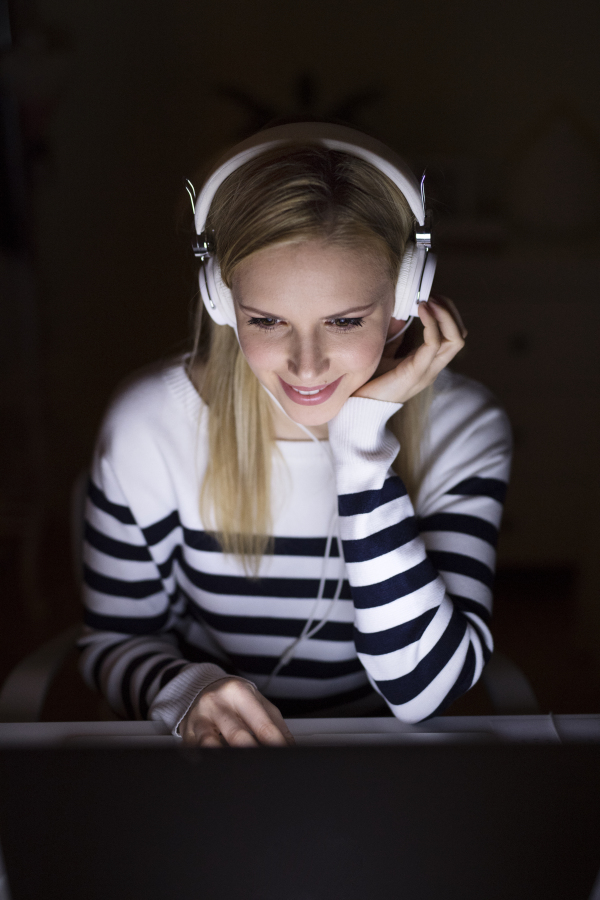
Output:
[79, 122, 511, 747]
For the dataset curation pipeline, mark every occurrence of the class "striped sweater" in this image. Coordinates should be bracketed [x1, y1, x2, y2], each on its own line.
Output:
[79, 360, 511, 732]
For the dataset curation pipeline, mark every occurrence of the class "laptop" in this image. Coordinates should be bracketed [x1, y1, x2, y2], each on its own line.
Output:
[0, 730, 599, 900]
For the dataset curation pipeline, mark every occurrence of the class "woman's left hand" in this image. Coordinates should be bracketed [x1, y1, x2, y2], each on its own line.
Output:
[352, 294, 467, 404]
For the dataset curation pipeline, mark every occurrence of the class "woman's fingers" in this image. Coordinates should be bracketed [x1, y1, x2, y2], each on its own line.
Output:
[353, 317, 438, 403]
[395, 301, 443, 382]
[261, 697, 296, 747]
[227, 681, 293, 746]
[180, 676, 294, 747]
[195, 724, 227, 748]
[180, 712, 225, 747]
[417, 299, 443, 354]
[419, 298, 465, 364]
[200, 735, 225, 748]
[352, 295, 466, 404]
[421, 298, 462, 347]
[429, 292, 468, 339]
[212, 706, 262, 748]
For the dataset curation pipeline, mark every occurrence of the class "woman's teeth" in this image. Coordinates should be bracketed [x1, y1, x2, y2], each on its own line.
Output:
[293, 387, 323, 396]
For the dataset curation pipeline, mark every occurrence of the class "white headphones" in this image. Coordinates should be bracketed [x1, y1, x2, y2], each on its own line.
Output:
[192, 122, 436, 329]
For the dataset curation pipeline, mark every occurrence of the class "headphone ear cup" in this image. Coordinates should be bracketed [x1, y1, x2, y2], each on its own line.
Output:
[198, 257, 236, 328]
[419, 252, 437, 307]
[394, 242, 419, 320]
[394, 243, 437, 320]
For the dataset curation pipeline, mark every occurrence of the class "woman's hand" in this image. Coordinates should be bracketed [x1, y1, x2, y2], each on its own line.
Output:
[179, 676, 295, 748]
[353, 294, 467, 404]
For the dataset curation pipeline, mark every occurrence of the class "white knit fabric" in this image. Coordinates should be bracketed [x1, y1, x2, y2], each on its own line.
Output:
[79, 360, 512, 732]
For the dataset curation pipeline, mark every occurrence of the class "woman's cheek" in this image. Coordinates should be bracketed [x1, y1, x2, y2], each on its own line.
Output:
[237, 330, 265, 364]
[238, 332, 281, 378]
[342, 335, 385, 381]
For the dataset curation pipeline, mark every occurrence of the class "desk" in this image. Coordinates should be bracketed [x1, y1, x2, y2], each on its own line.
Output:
[0, 713, 599, 746]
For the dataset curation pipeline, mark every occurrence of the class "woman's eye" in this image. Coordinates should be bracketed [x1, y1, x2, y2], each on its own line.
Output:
[329, 317, 364, 330]
[248, 317, 281, 330]
[247, 316, 364, 331]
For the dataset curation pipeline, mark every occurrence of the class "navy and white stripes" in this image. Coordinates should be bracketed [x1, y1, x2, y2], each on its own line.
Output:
[79, 362, 511, 731]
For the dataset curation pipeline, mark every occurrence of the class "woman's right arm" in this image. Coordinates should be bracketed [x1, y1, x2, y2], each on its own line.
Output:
[80, 392, 292, 746]
[79, 462, 231, 729]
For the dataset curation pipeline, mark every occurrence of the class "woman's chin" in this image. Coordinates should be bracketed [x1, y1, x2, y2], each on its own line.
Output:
[281, 396, 346, 427]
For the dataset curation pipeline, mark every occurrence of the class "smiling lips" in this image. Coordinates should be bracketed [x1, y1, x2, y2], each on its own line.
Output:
[278, 375, 342, 405]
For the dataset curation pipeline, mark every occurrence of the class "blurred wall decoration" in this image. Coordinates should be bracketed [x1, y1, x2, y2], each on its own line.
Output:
[1, 0, 599, 715]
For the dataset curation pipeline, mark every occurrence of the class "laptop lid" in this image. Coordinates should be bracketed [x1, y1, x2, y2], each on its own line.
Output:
[0, 742, 599, 900]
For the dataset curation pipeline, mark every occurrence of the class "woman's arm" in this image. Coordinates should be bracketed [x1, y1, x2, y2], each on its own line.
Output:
[80, 404, 293, 746]
[328, 301, 511, 722]
[79, 460, 231, 729]
[330, 388, 510, 721]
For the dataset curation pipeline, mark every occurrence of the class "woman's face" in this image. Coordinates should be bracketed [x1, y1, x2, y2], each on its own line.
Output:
[231, 239, 400, 433]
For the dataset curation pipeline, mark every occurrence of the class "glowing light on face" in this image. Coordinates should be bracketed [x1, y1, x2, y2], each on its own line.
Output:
[232, 240, 397, 434]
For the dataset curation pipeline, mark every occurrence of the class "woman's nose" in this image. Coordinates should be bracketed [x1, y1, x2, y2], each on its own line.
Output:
[287, 333, 330, 381]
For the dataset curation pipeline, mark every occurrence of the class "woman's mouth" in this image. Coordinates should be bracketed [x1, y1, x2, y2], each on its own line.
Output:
[278, 376, 342, 405]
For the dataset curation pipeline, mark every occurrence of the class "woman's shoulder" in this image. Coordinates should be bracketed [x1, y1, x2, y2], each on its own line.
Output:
[411, 369, 513, 513]
[419, 368, 513, 497]
[98, 356, 205, 448]
[429, 368, 511, 437]
[432, 367, 500, 409]
[91, 358, 207, 520]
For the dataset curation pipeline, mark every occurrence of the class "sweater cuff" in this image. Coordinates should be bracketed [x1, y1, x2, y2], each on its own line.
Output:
[149, 662, 229, 736]
[328, 396, 403, 495]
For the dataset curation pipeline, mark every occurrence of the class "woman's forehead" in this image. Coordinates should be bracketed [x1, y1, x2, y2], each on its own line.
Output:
[234, 238, 391, 284]
[232, 240, 393, 313]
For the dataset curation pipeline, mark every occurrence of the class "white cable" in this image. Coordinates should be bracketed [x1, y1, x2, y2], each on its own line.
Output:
[264, 508, 338, 690]
[384, 315, 414, 345]
[302, 551, 345, 641]
[260, 384, 346, 691]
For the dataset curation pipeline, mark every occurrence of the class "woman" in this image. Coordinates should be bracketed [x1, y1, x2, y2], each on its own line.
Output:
[79, 122, 511, 746]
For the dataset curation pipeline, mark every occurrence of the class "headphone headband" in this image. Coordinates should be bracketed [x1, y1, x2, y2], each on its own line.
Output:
[192, 122, 435, 328]
[194, 122, 426, 233]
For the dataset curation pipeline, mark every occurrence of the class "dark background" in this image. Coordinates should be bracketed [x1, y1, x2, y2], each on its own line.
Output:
[1, 0, 599, 717]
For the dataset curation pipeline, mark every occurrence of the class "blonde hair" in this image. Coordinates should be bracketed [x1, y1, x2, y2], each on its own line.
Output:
[189, 143, 432, 570]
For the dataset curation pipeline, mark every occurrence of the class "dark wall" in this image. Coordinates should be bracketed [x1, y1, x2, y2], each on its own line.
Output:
[26, 0, 600, 502]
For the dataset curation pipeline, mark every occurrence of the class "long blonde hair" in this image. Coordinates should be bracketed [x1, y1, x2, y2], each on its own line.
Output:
[189, 143, 432, 569]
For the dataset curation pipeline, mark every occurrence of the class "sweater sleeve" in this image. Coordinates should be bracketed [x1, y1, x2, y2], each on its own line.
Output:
[327, 383, 511, 722]
[79, 443, 230, 735]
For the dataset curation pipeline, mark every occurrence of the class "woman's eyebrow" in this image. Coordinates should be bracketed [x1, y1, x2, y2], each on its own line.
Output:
[238, 300, 379, 318]
[328, 301, 378, 316]
[238, 303, 282, 317]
